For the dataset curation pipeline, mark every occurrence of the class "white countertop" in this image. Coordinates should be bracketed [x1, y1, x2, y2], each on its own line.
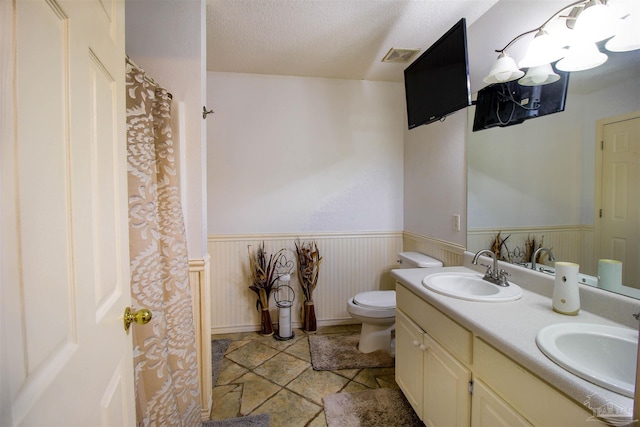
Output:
[391, 262, 636, 419]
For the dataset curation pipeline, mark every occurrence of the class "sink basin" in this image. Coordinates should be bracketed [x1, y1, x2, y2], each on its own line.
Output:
[422, 272, 523, 302]
[536, 323, 637, 397]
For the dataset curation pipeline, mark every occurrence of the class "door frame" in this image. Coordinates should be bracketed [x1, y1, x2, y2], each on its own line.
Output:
[1, 1, 17, 422]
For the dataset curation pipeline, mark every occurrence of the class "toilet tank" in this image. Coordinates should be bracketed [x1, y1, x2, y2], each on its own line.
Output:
[397, 252, 443, 269]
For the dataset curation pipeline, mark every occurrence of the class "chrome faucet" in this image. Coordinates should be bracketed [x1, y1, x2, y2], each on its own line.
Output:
[531, 247, 555, 271]
[472, 249, 510, 287]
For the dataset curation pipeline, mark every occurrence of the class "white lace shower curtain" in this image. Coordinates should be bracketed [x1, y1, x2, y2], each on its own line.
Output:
[125, 62, 201, 426]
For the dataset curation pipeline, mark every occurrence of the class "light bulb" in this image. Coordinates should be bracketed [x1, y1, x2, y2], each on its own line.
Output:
[556, 39, 607, 71]
[518, 64, 560, 86]
[574, 0, 617, 42]
[483, 52, 524, 84]
[519, 29, 566, 69]
[605, 4, 640, 52]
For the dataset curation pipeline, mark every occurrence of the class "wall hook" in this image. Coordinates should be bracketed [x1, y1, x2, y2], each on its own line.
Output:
[203, 106, 214, 119]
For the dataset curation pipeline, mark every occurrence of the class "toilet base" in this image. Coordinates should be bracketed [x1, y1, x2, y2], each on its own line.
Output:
[357, 322, 395, 354]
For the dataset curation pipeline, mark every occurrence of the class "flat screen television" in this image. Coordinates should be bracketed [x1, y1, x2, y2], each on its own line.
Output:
[472, 67, 570, 132]
[404, 18, 471, 129]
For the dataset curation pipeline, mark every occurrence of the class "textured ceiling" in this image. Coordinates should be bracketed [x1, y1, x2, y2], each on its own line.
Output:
[206, 0, 500, 82]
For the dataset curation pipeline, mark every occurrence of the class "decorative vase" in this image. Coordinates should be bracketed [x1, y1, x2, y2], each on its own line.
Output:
[260, 308, 274, 336]
[303, 300, 317, 333]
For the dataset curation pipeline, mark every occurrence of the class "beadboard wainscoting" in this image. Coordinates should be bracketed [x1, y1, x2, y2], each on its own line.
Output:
[189, 256, 212, 420]
[402, 231, 466, 267]
[467, 225, 595, 275]
[208, 232, 405, 334]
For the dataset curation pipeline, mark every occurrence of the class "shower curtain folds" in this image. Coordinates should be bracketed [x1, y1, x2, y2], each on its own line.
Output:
[125, 61, 201, 426]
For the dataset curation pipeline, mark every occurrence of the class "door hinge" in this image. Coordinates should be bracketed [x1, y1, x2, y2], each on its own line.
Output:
[468, 381, 474, 394]
[601, 140, 604, 150]
[599, 208, 603, 218]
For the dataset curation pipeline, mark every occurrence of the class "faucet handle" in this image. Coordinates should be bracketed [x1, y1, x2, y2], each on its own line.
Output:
[480, 263, 493, 274]
[480, 264, 495, 283]
[497, 269, 511, 286]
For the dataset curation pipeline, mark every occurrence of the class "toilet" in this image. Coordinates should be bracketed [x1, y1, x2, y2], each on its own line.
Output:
[347, 251, 443, 354]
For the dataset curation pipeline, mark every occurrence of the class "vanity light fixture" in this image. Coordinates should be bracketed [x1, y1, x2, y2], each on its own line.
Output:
[483, 0, 638, 85]
[605, 1, 640, 51]
[518, 29, 566, 69]
[556, 38, 608, 71]
[518, 63, 561, 86]
[482, 52, 524, 83]
[573, 0, 617, 42]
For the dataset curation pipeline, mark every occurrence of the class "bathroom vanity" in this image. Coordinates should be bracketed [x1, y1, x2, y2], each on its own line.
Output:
[392, 253, 637, 427]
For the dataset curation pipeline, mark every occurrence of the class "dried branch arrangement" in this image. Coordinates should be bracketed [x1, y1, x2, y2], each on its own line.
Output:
[524, 234, 549, 264]
[491, 231, 511, 262]
[294, 240, 322, 302]
[247, 242, 285, 311]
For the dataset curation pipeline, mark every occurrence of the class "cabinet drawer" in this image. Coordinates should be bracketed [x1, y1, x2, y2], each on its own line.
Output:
[473, 337, 607, 427]
[397, 283, 472, 365]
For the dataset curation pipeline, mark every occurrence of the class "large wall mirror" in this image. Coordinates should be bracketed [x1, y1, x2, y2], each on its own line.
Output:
[467, 48, 640, 299]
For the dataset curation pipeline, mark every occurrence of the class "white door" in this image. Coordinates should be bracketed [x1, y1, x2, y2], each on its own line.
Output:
[1, 0, 135, 425]
[599, 116, 640, 288]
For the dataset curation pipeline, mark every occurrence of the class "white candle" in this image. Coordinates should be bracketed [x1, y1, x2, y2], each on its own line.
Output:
[278, 301, 292, 338]
[598, 259, 622, 291]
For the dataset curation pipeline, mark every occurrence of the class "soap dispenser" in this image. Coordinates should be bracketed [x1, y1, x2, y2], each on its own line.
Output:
[552, 262, 580, 315]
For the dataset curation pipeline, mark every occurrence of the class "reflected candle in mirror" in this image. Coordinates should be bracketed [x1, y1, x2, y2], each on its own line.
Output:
[598, 259, 622, 291]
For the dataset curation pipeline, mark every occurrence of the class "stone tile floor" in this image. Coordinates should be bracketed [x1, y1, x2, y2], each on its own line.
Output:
[209, 324, 398, 427]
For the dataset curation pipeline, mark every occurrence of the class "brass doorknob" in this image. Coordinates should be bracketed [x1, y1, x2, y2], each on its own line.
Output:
[123, 307, 152, 331]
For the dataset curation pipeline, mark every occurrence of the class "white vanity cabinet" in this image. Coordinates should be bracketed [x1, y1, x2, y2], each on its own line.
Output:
[471, 379, 532, 427]
[396, 310, 472, 426]
[396, 309, 426, 419]
[395, 282, 609, 427]
[396, 285, 472, 427]
[472, 337, 607, 427]
[423, 332, 472, 427]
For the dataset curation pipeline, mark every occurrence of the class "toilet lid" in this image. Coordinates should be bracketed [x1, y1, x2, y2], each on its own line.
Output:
[353, 291, 396, 309]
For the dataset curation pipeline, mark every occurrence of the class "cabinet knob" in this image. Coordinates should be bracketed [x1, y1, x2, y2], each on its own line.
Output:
[412, 340, 420, 347]
[419, 344, 427, 352]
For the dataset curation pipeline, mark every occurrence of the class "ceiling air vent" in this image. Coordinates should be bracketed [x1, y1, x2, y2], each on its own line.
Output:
[382, 48, 420, 63]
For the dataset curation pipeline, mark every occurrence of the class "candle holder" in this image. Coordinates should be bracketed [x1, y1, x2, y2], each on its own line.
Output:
[274, 275, 296, 340]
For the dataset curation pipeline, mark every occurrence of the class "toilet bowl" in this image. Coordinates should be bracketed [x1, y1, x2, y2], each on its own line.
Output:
[347, 291, 396, 354]
[347, 252, 443, 355]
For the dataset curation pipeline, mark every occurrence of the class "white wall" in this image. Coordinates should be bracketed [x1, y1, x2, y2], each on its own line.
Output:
[207, 72, 405, 234]
[125, 0, 208, 259]
[402, 110, 467, 246]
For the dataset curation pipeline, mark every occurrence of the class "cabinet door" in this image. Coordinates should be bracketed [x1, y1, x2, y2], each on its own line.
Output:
[471, 380, 533, 427]
[423, 333, 471, 427]
[396, 309, 425, 420]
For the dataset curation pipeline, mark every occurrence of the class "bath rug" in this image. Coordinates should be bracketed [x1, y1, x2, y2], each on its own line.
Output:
[202, 413, 270, 427]
[309, 334, 394, 371]
[323, 388, 421, 427]
[212, 339, 231, 387]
